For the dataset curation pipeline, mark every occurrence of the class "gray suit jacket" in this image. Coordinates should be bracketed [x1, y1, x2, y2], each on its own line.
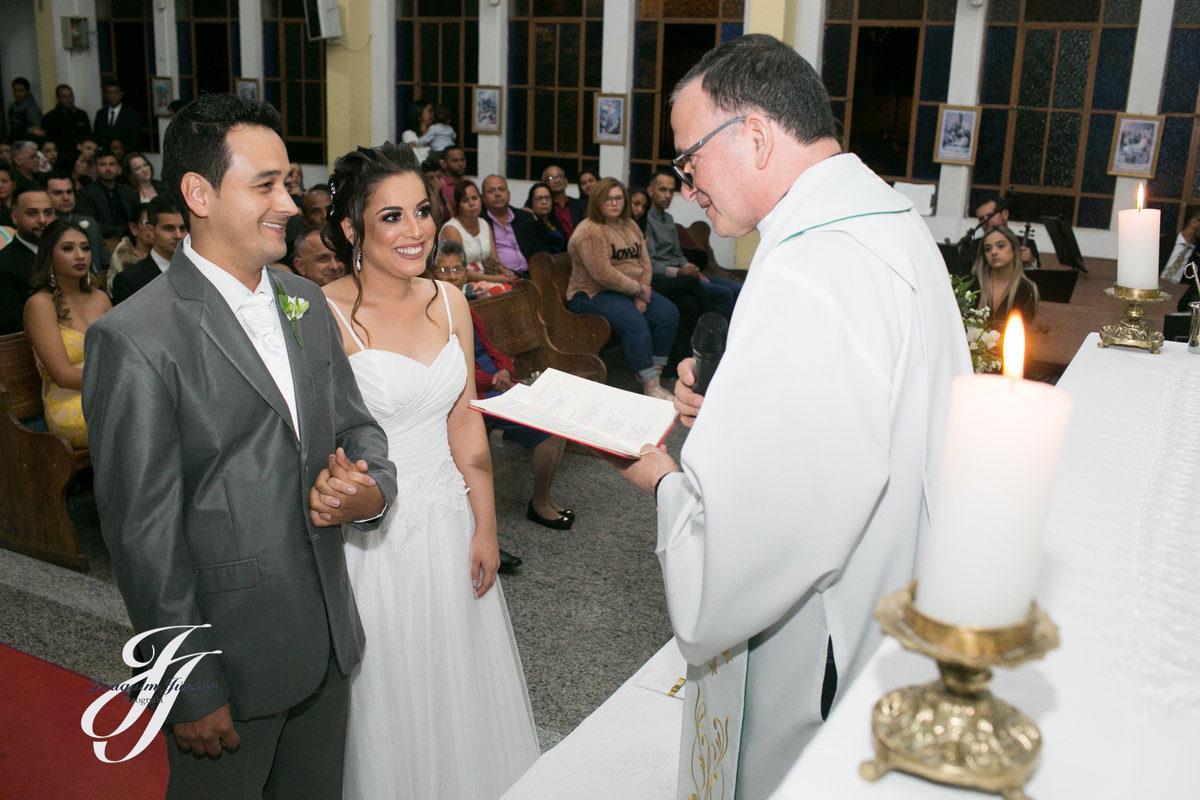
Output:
[82, 248, 397, 723]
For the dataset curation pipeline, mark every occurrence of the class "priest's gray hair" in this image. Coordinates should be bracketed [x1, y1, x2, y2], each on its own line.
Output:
[670, 34, 838, 147]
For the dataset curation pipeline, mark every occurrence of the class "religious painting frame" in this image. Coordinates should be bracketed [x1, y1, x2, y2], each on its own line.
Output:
[1108, 113, 1165, 179]
[594, 93, 627, 146]
[933, 104, 980, 166]
[472, 86, 503, 135]
[152, 76, 173, 118]
[235, 78, 261, 103]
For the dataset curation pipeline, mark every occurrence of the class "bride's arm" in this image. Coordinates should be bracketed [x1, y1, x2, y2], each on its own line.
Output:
[443, 284, 501, 598]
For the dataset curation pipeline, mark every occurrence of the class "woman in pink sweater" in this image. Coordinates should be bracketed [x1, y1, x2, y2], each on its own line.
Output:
[566, 177, 679, 399]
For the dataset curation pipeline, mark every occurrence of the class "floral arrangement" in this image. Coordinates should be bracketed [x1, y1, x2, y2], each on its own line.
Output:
[952, 275, 1001, 374]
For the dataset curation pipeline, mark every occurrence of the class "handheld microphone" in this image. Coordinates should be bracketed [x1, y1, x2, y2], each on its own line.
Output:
[690, 312, 728, 396]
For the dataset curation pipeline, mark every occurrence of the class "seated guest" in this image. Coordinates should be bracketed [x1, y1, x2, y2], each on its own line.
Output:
[300, 184, 333, 227]
[629, 186, 649, 232]
[284, 161, 305, 206]
[541, 164, 587, 238]
[10, 140, 40, 183]
[442, 179, 516, 285]
[438, 146, 469, 219]
[414, 104, 457, 153]
[0, 185, 55, 334]
[0, 139, 8, 162]
[433, 239, 574, 532]
[71, 134, 100, 182]
[566, 177, 678, 400]
[525, 182, 568, 255]
[111, 196, 186, 304]
[1161, 205, 1200, 284]
[74, 149, 130, 238]
[0, 164, 16, 230]
[39, 140, 59, 170]
[41, 171, 110, 269]
[577, 169, 597, 200]
[975, 194, 1039, 268]
[645, 172, 740, 321]
[108, 138, 126, 166]
[166, 99, 186, 119]
[973, 225, 1038, 325]
[292, 226, 345, 286]
[23, 218, 110, 448]
[421, 155, 443, 189]
[108, 203, 152, 286]
[118, 152, 166, 206]
[481, 174, 535, 271]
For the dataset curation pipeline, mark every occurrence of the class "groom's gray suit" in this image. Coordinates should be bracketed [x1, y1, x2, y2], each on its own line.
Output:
[82, 246, 396, 793]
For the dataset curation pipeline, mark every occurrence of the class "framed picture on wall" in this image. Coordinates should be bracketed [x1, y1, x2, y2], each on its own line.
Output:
[933, 104, 980, 165]
[472, 86, 502, 134]
[1108, 113, 1164, 178]
[235, 78, 261, 103]
[152, 76, 173, 118]
[594, 94, 627, 145]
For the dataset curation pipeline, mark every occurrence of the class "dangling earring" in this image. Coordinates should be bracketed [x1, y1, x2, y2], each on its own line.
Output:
[83, 271, 94, 289]
[49, 273, 57, 289]
[355, 248, 362, 273]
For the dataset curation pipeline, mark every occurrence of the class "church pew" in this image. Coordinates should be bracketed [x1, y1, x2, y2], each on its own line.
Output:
[525, 252, 612, 356]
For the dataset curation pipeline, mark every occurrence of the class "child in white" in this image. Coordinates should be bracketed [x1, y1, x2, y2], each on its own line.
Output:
[415, 105, 457, 152]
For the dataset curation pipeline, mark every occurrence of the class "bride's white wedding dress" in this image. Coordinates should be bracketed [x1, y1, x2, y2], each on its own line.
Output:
[330, 289, 540, 799]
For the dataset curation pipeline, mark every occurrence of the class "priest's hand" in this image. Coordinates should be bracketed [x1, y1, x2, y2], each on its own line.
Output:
[673, 358, 704, 428]
[310, 448, 385, 526]
[606, 443, 679, 496]
[172, 702, 239, 756]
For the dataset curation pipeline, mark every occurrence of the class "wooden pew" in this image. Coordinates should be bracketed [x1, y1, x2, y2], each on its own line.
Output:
[525, 252, 612, 355]
[0, 333, 89, 572]
[470, 280, 606, 384]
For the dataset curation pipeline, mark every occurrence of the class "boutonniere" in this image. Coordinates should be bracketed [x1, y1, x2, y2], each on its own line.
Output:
[273, 282, 310, 348]
[78, 220, 90, 231]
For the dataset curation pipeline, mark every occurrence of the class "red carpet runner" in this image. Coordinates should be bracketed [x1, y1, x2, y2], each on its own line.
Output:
[0, 644, 169, 799]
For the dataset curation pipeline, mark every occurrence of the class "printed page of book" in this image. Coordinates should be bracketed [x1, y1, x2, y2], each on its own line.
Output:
[471, 369, 678, 458]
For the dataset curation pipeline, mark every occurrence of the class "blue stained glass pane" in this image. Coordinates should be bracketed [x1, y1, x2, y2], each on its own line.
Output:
[507, 86, 527, 151]
[1161, 28, 1200, 114]
[395, 84, 413, 135]
[634, 22, 657, 92]
[720, 23, 742, 44]
[1011, 110, 1046, 185]
[919, 25, 953, 103]
[230, 21, 241, 78]
[507, 154, 526, 181]
[508, 21, 528, 85]
[1092, 28, 1135, 111]
[633, 92, 655, 160]
[1082, 113, 1116, 194]
[1077, 196, 1113, 230]
[1018, 30, 1055, 108]
[180, 78, 194, 103]
[177, 21, 192, 76]
[981, 26, 1017, 106]
[1052, 31, 1091, 109]
[397, 21, 414, 82]
[822, 24, 851, 98]
[98, 24, 112, 75]
[263, 22, 279, 79]
[265, 80, 279, 110]
[973, 108, 1008, 185]
[1045, 112, 1081, 187]
[911, 104, 940, 181]
[1149, 116, 1193, 199]
[146, 22, 156, 76]
[1148, 201, 1178, 236]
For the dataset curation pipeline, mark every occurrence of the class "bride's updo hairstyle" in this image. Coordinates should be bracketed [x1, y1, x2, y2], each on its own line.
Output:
[324, 141, 444, 340]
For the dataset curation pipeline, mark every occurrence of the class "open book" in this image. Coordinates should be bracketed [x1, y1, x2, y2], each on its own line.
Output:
[470, 369, 679, 458]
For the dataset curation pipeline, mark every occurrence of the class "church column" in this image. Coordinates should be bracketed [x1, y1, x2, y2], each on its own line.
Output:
[238, 0, 264, 95]
[791, 0, 823, 67]
[152, 0, 179, 147]
[476, 0, 507, 179]
[33, 0, 60, 111]
[370, 0, 395, 146]
[599, 0, 635, 181]
[326, 0, 373, 168]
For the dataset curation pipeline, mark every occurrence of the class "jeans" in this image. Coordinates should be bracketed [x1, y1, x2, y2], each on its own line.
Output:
[568, 290, 679, 383]
[700, 275, 742, 319]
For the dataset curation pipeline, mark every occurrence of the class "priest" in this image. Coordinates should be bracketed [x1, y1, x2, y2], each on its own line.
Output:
[612, 35, 971, 799]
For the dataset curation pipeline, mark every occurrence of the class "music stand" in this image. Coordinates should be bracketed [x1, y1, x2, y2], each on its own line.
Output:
[1040, 216, 1089, 273]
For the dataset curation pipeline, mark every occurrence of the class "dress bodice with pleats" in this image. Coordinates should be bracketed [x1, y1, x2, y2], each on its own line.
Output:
[35, 325, 88, 449]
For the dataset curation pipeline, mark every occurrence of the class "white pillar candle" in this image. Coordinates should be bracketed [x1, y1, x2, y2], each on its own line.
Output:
[1116, 185, 1160, 290]
[916, 319, 1074, 629]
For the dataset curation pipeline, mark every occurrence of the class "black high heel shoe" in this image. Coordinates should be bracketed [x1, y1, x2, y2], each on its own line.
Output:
[527, 501, 573, 530]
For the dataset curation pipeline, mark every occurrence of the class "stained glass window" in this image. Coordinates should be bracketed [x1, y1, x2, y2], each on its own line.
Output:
[94, 0, 158, 151]
[264, 0, 325, 164]
[1157, 11, 1200, 234]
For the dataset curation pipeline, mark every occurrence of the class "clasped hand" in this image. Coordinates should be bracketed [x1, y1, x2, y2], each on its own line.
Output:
[309, 447, 385, 526]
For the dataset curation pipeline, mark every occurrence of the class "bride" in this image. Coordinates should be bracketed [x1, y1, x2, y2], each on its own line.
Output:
[321, 142, 540, 798]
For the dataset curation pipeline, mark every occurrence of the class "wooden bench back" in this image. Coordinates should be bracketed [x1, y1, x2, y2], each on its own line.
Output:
[471, 281, 545, 362]
[0, 333, 44, 420]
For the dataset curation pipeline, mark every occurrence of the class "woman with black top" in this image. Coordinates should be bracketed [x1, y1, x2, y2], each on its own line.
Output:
[525, 181, 568, 254]
[973, 225, 1038, 325]
[629, 186, 650, 233]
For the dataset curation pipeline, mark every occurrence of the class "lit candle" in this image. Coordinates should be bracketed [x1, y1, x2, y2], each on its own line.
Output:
[1116, 184, 1161, 290]
[916, 314, 1074, 629]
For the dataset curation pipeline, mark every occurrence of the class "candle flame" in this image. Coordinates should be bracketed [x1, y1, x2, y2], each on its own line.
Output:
[1136, 183, 1144, 212]
[1003, 312, 1025, 380]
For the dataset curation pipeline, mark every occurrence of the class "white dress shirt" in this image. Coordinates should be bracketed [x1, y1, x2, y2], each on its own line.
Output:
[183, 236, 300, 437]
[150, 248, 171, 274]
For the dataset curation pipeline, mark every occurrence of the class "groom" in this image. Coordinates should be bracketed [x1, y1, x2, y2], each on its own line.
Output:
[82, 94, 397, 798]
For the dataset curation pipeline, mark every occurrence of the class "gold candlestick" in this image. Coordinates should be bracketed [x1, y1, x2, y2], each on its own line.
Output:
[859, 582, 1059, 800]
[1097, 284, 1171, 354]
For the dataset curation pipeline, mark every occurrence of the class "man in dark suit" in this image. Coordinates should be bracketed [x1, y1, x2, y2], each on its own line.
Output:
[111, 195, 187, 303]
[481, 174, 540, 271]
[0, 186, 55, 334]
[974, 195, 1040, 268]
[81, 93, 396, 798]
[41, 84, 93, 164]
[541, 164, 588, 238]
[93, 79, 142, 154]
[41, 171, 111, 270]
[74, 149, 131, 238]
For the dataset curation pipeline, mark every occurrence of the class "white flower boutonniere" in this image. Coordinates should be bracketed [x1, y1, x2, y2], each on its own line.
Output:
[79, 220, 90, 231]
[274, 283, 310, 348]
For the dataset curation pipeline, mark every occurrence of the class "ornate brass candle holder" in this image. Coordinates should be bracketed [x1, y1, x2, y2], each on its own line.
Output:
[1097, 283, 1171, 354]
[859, 582, 1059, 800]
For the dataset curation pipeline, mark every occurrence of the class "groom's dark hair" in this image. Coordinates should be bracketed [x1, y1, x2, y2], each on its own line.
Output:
[162, 92, 283, 224]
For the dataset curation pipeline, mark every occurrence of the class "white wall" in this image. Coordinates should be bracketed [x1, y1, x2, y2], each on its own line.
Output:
[0, 0, 42, 119]
[51, 0, 103, 115]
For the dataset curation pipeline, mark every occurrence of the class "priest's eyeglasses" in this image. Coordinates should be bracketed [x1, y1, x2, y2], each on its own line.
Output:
[671, 115, 771, 189]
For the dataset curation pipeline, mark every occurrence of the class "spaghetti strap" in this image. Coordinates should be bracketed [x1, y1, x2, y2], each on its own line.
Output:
[327, 299, 367, 352]
[438, 282, 453, 340]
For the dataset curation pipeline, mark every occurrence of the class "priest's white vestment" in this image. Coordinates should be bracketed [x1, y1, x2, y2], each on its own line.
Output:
[655, 153, 971, 799]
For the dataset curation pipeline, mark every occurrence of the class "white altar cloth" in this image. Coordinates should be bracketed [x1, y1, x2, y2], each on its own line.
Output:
[770, 333, 1200, 798]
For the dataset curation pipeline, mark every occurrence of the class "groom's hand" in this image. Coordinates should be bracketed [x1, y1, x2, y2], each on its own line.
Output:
[172, 702, 239, 756]
[310, 448, 385, 526]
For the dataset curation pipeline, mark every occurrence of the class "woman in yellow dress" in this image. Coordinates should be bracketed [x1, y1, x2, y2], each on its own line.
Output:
[23, 218, 112, 448]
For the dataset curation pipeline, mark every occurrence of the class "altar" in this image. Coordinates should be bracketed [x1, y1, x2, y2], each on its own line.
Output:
[503, 333, 1200, 799]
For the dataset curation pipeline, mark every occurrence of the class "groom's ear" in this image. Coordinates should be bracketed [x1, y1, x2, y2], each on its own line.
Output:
[181, 172, 215, 221]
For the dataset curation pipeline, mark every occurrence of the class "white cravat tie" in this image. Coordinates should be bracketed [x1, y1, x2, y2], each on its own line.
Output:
[237, 292, 284, 353]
